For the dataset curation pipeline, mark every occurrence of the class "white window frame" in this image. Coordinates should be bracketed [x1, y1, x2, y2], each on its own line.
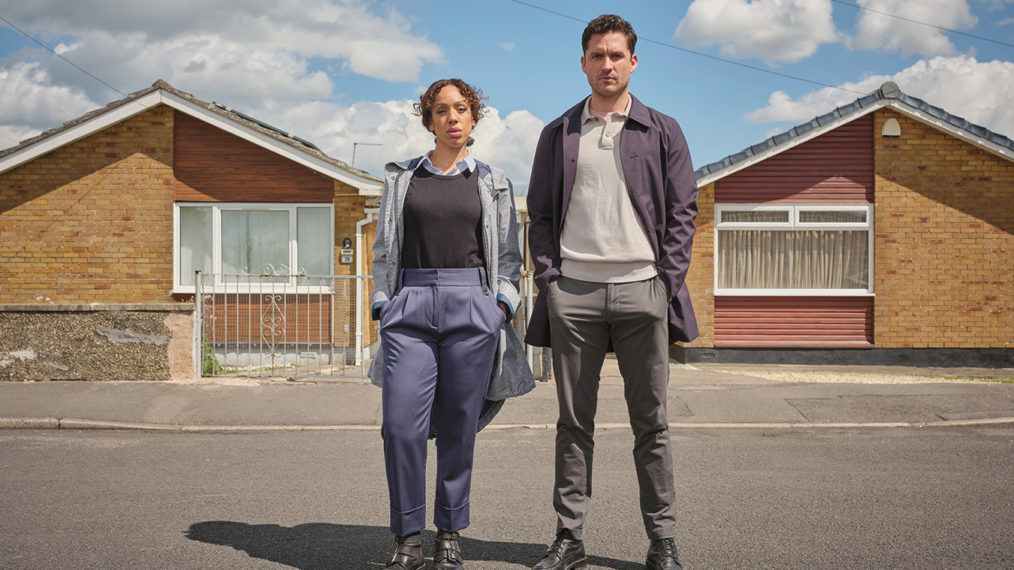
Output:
[714, 203, 874, 296]
[173, 202, 334, 294]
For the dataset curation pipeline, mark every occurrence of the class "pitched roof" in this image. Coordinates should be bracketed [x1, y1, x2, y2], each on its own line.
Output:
[694, 81, 1014, 187]
[0, 79, 383, 195]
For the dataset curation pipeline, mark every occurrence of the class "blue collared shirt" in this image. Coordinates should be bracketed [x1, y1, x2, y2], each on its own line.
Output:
[419, 151, 476, 176]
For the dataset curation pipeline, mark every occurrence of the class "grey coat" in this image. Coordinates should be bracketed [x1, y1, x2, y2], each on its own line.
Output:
[368, 157, 535, 429]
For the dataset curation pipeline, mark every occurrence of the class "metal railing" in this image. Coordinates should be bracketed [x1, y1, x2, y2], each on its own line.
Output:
[193, 270, 550, 381]
[193, 271, 375, 378]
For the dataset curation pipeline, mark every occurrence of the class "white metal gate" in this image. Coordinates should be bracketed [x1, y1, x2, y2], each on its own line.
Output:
[193, 271, 375, 378]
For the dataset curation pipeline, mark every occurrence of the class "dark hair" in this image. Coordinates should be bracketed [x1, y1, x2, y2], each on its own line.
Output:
[413, 78, 486, 147]
[581, 14, 637, 54]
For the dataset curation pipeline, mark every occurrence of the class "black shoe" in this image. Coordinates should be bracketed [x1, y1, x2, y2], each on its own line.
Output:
[532, 529, 587, 570]
[434, 529, 464, 569]
[385, 533, 424, 569]
[645, 537, 682, 570]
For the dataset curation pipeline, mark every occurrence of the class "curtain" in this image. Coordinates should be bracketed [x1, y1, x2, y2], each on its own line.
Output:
[296, 207, 331, 284]
[718, 230, 868, 289]
[179, 207, 212, 287]
[222, 210, 289, 282]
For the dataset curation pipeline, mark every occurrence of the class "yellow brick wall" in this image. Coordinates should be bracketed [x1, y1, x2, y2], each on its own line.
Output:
[686, 181, 715, 347]
[873, 109, 1014, 348]
[0, 107, 175, 303]
[332, 186, 378, 348]
[362, 217, 378, 347]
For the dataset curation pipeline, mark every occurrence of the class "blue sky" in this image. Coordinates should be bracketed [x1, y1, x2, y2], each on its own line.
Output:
[1, 0, 1013, 194]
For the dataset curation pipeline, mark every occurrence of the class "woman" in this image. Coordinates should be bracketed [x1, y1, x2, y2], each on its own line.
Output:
[368, 78, 533, 569]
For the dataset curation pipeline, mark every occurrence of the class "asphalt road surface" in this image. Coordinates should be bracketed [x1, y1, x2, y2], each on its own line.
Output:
[1, 426, 1012, 569]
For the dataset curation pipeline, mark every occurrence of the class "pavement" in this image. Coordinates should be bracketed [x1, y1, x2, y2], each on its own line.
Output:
[1, 358, 1013, 432]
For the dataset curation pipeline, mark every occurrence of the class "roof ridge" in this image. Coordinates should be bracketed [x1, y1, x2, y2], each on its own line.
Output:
[694, 81, 1014, 181]
[0, 79, 381, 184]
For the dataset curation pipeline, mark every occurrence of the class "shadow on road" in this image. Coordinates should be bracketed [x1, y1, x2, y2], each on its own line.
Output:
[185, 521, 641, 569]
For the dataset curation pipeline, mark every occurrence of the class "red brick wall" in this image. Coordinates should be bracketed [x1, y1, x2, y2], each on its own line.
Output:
[873, 110, 1014, 348]
[0, 107, 175, 303]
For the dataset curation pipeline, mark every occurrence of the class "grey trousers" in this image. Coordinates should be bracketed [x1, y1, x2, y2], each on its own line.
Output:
[546, 275, 676, 540]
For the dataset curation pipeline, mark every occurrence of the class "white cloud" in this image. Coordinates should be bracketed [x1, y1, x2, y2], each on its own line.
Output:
[0, 125, 44, 151]
[0, 62, 97, 148]
[745, 55, 1014, 139]
[0, 63, 95, 125]
[675, 0, 838, 64]
[267, 100, 544, 194]
[470, 108, 544, 194]
[0, 0, 450, 158]
[0, 0, 545, 188]
[980, 0, 1014, 11]
[0, 0, 444, 107]
[851, 0, 977, 56]
[270, 99, 428, 171]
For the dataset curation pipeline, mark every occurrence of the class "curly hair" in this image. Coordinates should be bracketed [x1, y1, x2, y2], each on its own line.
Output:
[582, 14, 637, 54]
[414, 78, 486, 147]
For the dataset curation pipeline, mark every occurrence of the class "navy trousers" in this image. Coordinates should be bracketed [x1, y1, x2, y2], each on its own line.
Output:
[380, 267, 502, 536]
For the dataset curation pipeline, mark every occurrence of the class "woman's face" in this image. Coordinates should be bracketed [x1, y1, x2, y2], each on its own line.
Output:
[428, 85, 476, 151]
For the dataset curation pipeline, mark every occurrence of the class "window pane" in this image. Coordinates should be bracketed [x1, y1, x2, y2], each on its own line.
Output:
[222, 210, 289, 282]
[718, 230, 868, 289]
[179, 207, 212, 287]
[720, 210, 789, 223]
[799, 210, 867, 224]
[297, 207, 331, 277]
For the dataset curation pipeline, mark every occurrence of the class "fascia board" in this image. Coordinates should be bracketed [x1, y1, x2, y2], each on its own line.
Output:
[884, 99, 1014, 162]
[696, 99, 1013, 189]
[0, 92, 163, 175]
[0, 88, 384, 196]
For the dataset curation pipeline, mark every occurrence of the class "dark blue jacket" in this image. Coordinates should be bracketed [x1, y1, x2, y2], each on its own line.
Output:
[525, 95, 699, 346]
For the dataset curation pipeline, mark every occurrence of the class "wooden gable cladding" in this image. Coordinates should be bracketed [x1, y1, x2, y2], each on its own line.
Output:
[714, 296, 874, 348]
[173, 111, 333, 203]
[716, 115, 874, 203]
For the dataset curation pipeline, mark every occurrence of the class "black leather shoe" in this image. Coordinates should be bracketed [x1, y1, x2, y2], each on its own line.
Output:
[385, 533, 424, 569]
[434, 529, 464, 569]
[645, 537, 682, 570]
[532, 529, 587, 570]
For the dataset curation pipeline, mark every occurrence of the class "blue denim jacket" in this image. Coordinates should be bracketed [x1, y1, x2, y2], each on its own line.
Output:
[368, 156, 535, 429]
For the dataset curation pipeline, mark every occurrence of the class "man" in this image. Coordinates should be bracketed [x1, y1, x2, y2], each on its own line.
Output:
[525, 14, 698, 570]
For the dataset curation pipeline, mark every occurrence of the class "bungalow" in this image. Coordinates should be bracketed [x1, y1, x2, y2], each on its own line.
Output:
[0, 80, 383, 380]
[682, 82, 1013, 366]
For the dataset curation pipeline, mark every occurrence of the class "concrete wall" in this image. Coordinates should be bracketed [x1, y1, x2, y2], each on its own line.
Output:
[0, 304, 194, 381]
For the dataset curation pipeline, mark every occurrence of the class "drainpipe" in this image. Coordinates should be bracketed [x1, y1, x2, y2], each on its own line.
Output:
[194, 270, 203, 378]
[523, 212, 539, 369]
[355, 209, 378, 367]
[522, 216, 535, 371]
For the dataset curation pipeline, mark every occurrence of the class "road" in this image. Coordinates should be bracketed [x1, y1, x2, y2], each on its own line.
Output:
[1, 426, 1012, 569]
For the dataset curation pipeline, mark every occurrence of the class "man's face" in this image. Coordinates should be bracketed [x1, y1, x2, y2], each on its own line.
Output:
[581, 31, 637, 101]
